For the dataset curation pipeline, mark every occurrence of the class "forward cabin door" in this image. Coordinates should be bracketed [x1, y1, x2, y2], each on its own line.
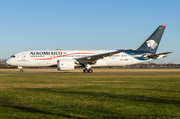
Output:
[21, 53, 26, 60]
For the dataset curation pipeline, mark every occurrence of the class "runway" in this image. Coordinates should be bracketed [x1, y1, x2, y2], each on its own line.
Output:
[0, 68, 180, 74]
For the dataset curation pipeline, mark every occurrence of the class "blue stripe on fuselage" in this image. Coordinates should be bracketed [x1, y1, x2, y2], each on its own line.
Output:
[123, 52, 151, 61]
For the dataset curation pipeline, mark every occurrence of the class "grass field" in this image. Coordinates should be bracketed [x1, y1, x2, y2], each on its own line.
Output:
[0, 69, 180, 118]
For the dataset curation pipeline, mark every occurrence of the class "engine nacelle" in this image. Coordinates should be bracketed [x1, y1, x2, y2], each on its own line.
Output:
[57, 59, 75, 71]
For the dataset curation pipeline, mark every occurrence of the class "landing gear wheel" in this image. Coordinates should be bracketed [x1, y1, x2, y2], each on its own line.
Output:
[88, 69, 93, 73]
[20, 69, 23, 73]
[83, 69, 88, 73]
[83, 69, 93, 73]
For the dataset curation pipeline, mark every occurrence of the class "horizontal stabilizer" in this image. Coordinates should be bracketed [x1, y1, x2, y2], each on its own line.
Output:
[148, 52, 173, 58]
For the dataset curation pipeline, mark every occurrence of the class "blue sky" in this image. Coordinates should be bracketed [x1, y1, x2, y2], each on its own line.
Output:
[0, 0, 180, 63]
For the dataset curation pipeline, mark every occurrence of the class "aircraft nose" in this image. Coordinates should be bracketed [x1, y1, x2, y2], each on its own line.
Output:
[6, 58, 16, 66]
[6, 60, 9, 65]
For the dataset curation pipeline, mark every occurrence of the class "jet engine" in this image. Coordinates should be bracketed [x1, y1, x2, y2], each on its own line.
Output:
[57, 59, 75, 71]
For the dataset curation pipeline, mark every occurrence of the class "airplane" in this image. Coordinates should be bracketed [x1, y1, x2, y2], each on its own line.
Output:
[6, 25, 172, 73]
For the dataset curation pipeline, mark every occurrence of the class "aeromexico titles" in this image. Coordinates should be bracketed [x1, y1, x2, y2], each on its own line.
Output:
[6, 25, 172, 73]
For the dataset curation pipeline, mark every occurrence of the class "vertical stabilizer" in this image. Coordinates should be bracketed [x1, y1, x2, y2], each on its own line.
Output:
[135, 25, 166, 53]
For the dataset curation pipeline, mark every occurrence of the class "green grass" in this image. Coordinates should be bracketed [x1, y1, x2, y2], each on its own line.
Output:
[0, 73, 180, 118]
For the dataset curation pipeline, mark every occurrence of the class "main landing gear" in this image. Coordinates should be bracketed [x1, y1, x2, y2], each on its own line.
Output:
[83, 68, 93, 73]
[83, 63, 93, 73]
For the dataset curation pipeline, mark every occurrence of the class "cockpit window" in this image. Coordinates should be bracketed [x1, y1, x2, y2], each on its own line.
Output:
[10, 55, 15, 58]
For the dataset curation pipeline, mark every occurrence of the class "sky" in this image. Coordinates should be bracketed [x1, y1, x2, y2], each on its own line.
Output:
[0, 0, 180, 63]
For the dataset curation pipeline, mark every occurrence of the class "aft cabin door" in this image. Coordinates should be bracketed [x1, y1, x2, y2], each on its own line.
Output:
[21, 53, 26, 60]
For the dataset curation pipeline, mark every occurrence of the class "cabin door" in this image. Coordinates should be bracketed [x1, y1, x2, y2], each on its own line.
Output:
[21, 53, 26, 60]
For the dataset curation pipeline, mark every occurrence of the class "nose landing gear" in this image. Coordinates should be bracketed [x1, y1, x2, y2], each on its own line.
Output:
[20, 69, 23, 73]
[18, 66, 23, 73]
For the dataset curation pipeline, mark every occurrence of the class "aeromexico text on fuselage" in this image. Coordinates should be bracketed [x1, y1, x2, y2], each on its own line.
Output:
[29, 51, 155, 58]
[30, 51, 67, 56]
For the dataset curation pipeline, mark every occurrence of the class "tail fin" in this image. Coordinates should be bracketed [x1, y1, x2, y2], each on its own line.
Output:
[135, 25, 167, 53]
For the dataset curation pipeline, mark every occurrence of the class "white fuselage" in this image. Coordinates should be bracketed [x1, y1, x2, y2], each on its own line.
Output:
[6, 50, 161, 68]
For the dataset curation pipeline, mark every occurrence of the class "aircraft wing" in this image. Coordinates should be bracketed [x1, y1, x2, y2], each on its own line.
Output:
[148, 52, 173, 58]
[75, 49, 132, 64]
